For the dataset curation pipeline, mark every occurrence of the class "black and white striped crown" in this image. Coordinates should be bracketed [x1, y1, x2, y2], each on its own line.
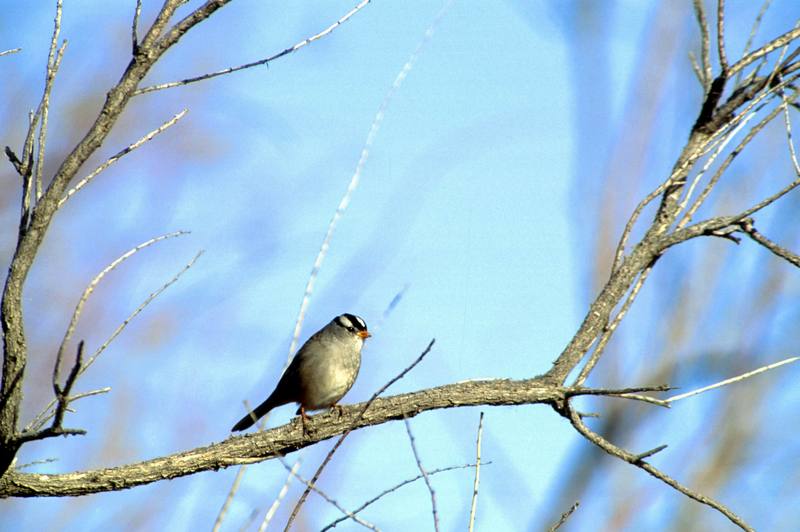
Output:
[334, 313, 368, 333]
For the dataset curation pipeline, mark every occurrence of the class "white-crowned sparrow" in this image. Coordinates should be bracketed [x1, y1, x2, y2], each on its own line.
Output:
[231, 313, 371, 432]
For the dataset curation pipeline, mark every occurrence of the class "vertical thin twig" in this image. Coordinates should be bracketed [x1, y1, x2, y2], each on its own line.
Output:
[574, 263, 655, 386]
[468, 412, 484, 532]
[34, 0, 65, 201]
[404, 418, 439, 532]
[283, 339, 435, 531]
[734, 0, 773, 86]
[54, 231, 188, 383]
[132, 0, 143, 52]
[716, 0, 729, 73]
[26, 250, 202, 432]
[320, 463, 486, 532]
[692, 0, 713, 89]
[287, 0, 452, 358]
[259, 460, 303, 532]
[272, 457, 378, 531]
[211, 465, 247, 532]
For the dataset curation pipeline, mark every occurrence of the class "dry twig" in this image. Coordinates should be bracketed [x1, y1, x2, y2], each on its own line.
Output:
[468, 412, 484, 532]
[134, 0, 374, 96]
[548, 501, 579, 532]
[404, 419, 439, 532]
[283, 339, 435, 531]
[321, 462, 487, 531]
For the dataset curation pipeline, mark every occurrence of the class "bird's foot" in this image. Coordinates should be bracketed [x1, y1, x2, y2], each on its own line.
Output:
[329, 404, 344, 419]
[299, 406, 312, 437]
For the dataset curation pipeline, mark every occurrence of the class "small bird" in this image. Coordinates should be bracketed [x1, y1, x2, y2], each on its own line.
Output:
[231, 313, 371, 432]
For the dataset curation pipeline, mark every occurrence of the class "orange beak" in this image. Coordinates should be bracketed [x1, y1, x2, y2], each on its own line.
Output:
[357, 330, 371, 339]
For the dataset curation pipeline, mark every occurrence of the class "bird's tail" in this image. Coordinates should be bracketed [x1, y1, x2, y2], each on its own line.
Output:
[231, 396, 280, 432]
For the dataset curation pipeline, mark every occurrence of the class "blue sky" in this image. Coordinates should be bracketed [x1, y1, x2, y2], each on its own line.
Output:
[2, 1, 799, 530]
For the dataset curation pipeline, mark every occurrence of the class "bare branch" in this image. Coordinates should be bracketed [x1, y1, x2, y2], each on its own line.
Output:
[468, 412, 484, 532]
[547, 501, 579, 532]
[134, 0, 373, 96]
[16, 342, 87, 445]
[679, 85, 798, 228]
[284, 339, 435, 530]
[692, 0, 713, 90]
[258, 459, 300, 532]
[33, 0, 65, 201]
[1, 0, 229, 473]
[275, 457, 378, 531]
[131, 0, 143, 53]
[52, 341, 84, 429]
[286, 0, 448, 356]
[1, 373, 569, 498]
[739, 220, 800, 267]
[564, 404, 753, 531]
[729, 25, 800, 77]
[54, 231, 188, 384]
[211, 465, 247, 532]
[666, 356, 800, 403]
[734, 0, 774, 86]
[716, 0, 728, 73]
[326, 463, 489, 532]
[404, 419, 439, 532]
[26, 250, 201, 434]
[574, 262, 656, 386]
[59, 109, 188, 207]
[0, 48, 22, 57]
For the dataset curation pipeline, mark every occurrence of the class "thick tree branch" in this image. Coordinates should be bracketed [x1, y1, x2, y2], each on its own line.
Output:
[0, 0, 230, 475]
[0, 378, 561, 498]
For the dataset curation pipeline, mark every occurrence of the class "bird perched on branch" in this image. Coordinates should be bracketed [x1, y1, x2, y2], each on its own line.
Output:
[231, 313, 371, 432]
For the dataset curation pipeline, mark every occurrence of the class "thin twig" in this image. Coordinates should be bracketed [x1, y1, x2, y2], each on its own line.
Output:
[286, 0, 450, 357]
[740, 220, 800, 267]
[716, 0, 728, 73]
[34, 0, 65, 201]
[404, 419, 439, 532]
[666, 356, 800, 403]
[52, 341, 84, 430]
[692, 0, 713, 90]
[134, 0, 373, 96]
[320, 462, 487, 531]
[574, 262, 655, 386]
[675, 112, 754, 229]
[468, 412, 484, 532]
[547, 501, 579, 532]
[734, 0, 773, 86]
[565, 403, 753, 531]
[54, 231, 188, 385]
[59, 110, 188, 207]
[284, 339, 435, 531]
[274, 457, 378, 531]
[211, 465, 248, 532]
[679, 88, 797, 228]
[27, 250, 203, 433]
[258, 461, 299, 531]
[729, 26, 800, 77]
[15, 457, 58, 470]
[0, 47, 22, 57]
[780, 90, 800, 177]
[132, 0, 143, 53]
[83, 250, 203, 371]
[67, 387, 111, 402]
[17, 343, 87, 444]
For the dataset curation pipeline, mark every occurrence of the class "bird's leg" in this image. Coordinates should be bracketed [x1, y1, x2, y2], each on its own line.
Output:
[329, 404, 344, 419]
[299, 406, 311, 436]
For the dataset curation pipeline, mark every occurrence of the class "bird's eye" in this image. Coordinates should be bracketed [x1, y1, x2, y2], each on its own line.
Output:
[348, 326, 355, 332]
